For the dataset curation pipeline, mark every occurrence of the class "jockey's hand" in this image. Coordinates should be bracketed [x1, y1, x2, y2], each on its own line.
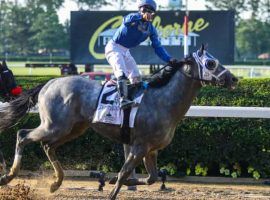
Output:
[169, 58, 178, 65]
[142, 13, 154, 21]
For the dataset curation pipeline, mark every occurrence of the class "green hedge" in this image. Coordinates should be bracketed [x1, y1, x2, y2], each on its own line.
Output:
[0, 77, 270, 179]
[0, 56, 69, 62]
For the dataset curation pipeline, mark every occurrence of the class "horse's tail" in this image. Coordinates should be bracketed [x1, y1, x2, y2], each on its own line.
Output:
[0, 83, 46, 132]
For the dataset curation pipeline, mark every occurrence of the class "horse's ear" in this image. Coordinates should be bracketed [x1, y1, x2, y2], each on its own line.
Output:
[2, 60, 7, 68]
[199, 44, 205, 56]
[205, 43, 209, 50]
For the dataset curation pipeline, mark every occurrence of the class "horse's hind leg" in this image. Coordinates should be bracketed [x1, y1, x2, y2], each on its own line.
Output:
[41, 142, 64, 193]
[41, 122, 89, 193]
[141, 150, 158, 185]
[0, 129, 33, 185]
[121, 150, 158, 186]
[124, 144, 137, 190]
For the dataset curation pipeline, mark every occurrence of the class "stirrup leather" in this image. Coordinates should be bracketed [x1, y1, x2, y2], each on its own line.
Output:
[120, 98, 134, 109]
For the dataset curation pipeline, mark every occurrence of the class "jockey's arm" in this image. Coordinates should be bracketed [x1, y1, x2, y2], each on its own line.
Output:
[149, 26, 172, 63]
[123, 13, 143, 26]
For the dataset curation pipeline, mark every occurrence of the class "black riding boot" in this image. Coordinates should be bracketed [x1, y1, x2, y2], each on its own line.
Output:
[117, 78, 134, 109]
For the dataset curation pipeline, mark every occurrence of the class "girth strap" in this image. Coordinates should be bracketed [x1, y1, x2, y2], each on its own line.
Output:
[120, 107, 132, 144]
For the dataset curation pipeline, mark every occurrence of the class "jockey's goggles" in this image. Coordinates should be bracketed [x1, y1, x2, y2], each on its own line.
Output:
[141, 6, 156, 14]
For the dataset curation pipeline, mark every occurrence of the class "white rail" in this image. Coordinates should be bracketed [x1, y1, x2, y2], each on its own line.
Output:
[186, 106, 270, 118]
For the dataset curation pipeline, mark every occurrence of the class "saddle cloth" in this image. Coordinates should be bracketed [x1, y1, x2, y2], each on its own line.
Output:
[92, 80, 144, 127]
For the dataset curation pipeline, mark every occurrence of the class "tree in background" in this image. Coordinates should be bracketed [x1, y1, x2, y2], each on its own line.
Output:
[206, 0, 270, 59]
[257, 0, 270, 23]
[30, 10, 68, 53]
[63, 20, 70, 52]
[0, 1, 37, 55]
[0, 0, 9, 54]
[236, 19, 270, 59]
[25, 0, 65, 11]
[73, 0, 137, 10]
[205, 0, 247, 21]
[73, 0, 109, 9]
[0, 0, 68, 56]
[5, 4, 35, 54]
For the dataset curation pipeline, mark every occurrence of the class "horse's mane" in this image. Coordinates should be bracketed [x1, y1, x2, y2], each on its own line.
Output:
[147, 62, 183, 88]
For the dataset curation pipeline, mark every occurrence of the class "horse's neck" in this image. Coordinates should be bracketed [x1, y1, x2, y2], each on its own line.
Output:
[155, 69, 201, 122]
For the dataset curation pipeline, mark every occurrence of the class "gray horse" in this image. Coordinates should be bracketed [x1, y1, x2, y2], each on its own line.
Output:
[0, 46, 237, 199]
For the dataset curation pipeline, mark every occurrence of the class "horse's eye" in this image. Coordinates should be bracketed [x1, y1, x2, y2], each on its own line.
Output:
[205, 59, 217, 70]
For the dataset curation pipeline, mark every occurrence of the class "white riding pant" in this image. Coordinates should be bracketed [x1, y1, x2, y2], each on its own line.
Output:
[105, 40, 141, 84]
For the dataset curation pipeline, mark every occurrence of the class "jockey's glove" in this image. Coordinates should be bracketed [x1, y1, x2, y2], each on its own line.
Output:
[169, 58, 178, 66]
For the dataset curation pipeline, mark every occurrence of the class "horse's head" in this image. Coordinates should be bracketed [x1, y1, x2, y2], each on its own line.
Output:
[0, 60, 8, 72]
[180, 45, 238, 89]
[0, 60, 22, 99]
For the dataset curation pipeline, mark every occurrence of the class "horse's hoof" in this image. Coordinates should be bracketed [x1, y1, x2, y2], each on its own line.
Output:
[127, 186, 137, 191]
[50, 182, 60, 193]
[109, 176, 117, 184]
[0, 175, 9, 185]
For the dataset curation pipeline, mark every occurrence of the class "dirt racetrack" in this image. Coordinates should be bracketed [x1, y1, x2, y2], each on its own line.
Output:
[0, 176, 270, 200]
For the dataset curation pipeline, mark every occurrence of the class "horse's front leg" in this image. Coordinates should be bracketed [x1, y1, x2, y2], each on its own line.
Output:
[124, 144, 137, 190]
[120, 150, 158, 186]
[109, 145, 147, 200]
[0, 150, 7, 174]
[109, 144, 137, 186]
[0, 129, 33, 185]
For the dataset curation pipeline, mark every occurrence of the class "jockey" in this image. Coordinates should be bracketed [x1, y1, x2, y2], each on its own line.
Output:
[105, 0, 176, 109]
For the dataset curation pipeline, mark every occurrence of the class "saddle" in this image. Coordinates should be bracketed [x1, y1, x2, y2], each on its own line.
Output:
[93, 80, 146, 144]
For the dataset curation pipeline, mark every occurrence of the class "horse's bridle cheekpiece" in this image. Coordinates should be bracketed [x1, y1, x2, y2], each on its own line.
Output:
[193, 50, 228, 86]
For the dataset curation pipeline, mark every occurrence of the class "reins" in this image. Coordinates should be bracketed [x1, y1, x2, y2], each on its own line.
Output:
[149, 64, 170, 77]
[149, 61, 218, 85]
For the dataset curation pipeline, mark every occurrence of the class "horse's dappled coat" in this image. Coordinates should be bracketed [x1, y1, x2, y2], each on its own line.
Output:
[0, 47, 237, 200]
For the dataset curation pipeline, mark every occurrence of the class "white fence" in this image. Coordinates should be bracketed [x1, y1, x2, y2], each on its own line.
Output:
[186, 106, 270, 118]
[226, 65, 270, 78]
[25, 106, 270, 119]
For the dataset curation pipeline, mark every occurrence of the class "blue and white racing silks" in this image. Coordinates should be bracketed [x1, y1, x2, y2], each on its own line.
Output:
[112, 12, 172, 63]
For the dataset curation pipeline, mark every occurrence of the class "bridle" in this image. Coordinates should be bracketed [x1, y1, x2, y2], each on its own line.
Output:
[182, 51, 228, 86]
[149, 50, 228, 86]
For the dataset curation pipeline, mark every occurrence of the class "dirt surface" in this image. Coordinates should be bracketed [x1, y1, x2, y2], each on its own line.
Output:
[1, 176, 270, 200]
